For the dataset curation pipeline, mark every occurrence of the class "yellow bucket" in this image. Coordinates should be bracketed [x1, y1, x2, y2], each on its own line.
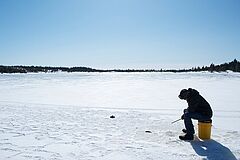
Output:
[198, 121, 212, 140]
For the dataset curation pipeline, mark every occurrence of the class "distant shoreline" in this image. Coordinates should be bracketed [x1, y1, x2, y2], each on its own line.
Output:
[1, 59, 239, 73]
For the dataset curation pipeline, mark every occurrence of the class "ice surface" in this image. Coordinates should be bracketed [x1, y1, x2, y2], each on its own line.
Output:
[0, 72, 239, 159]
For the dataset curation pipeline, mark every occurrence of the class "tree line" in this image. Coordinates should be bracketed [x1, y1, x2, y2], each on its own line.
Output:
[0, 59, 239, 73]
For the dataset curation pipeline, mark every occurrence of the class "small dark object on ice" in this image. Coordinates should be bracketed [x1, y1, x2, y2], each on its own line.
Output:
[110, 115, 115, 118]
[145, 130, 152, 133]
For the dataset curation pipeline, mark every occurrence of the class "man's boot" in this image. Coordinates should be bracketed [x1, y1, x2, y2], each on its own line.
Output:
[182, 129, 187, 133]
[179, 134, 194, 140]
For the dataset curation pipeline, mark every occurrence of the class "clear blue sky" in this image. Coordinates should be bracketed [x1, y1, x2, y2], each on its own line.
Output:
[0, 0, 239, 69]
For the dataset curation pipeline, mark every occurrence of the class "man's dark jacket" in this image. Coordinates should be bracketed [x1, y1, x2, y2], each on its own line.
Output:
[187, 88, 213, 118]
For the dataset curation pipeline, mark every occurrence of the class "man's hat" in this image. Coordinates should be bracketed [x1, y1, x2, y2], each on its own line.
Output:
[178, 89, 189, 100]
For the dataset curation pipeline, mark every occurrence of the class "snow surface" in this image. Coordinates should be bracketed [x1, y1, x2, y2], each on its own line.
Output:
[0, 72, 240, 160]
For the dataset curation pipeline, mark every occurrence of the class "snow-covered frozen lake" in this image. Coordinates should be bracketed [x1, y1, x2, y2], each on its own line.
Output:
[1, 72, 240, 110]
[0, 72, 240, 160]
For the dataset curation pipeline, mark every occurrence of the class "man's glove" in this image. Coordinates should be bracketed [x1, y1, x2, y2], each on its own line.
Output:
[181, 114, 184, 120]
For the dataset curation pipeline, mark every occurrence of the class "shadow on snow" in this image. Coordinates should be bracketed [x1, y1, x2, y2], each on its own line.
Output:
[190, 137, 237, 160]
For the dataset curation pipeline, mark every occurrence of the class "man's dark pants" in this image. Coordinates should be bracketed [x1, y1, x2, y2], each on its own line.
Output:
[183, 110, 211, 135]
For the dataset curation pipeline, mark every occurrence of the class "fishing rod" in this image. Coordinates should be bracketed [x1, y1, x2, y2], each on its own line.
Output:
[171, 118, 182, 124]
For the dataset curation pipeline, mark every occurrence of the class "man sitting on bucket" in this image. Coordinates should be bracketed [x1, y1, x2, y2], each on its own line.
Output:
[178, 88, 213, 140]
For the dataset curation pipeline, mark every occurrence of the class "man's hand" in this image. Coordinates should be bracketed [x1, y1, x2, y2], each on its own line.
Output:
[181, 114, 184, 120]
